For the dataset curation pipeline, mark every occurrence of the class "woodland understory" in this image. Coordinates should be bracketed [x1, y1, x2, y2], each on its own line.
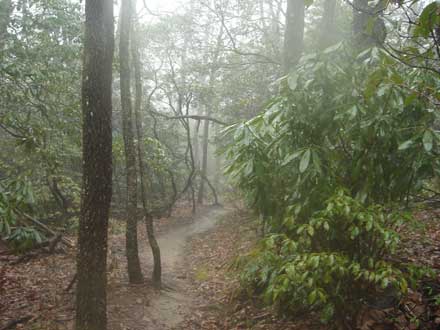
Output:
[1, 0, 440, 329]
[1, 205, 440, 330]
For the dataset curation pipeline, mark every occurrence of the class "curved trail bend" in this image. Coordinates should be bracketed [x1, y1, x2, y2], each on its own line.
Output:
[108, 206, 228, 330]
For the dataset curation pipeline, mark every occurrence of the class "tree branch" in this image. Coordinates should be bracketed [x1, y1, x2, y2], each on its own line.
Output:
[150, 111, 229, 126]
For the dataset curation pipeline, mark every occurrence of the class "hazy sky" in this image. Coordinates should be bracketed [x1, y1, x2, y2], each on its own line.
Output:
[113, 0, 182, 21]
[141, 0, 181, 13]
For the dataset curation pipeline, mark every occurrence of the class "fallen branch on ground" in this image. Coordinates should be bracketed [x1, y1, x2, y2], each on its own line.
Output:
[64, 273, 77, 292]
[21, 213, 74, 248]
[11, 234, 64, 265]
[1, 315, 33, 330]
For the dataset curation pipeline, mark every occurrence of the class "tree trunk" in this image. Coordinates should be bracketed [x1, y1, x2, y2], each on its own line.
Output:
[119, 0, 143, 284]
[320, 0, 337, 49]
[197, 116, 209, 204]
[131, 26, 162, 287]
[48, 177, 70, 216]
[145, 214, 161, 286]
[75, 0, 114, 328]
[352, 0, 386, 48]
[202, 175, 219, 205]
[213, 126, 221, 190]
[283, 0, 305, 73]
[0, 0, 12, 50]
[193, 118, 201, 170]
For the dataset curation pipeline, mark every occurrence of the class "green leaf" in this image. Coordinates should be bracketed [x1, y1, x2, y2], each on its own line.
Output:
[287, 73, 299, 91]
[400, 279, 408, 293]
[299, 149, 311, 173]
[423, 130, 433, 152]
[350, 227, 360, 239]
[312, 151, 322, 173]
[365, 219, 373, 231]
[323, 42, 342, 54]
[398, 140, 413, 150]
[404, 93, 417, 106]
[281, 150, 303, 166]
[414, 2, 440, 38]
[381, 278, 389, 289]
[304, 0, 314, 8]
[308, 290, 317, 304]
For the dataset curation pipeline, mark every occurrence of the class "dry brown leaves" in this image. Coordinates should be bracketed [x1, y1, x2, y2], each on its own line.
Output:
[178, 208, 323, 330]
[0, 203, 197, 330]
[1, 205, 439, 330]
[0, 248, 76, 330]
[178, 207, 440, 330]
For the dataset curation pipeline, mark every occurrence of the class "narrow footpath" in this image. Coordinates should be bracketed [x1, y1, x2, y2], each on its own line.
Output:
[107, 206, 228, 330]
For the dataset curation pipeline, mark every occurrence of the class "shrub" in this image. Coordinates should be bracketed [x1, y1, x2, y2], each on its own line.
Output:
[0, 177, 45, 251]
[224, 44, 439, 226]
[239, 190, 408, 322]
[224, 43, 439, 324]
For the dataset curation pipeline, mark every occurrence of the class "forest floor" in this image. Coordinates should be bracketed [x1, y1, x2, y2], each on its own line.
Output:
[1, 204, 440, 330]
[106, 205, 228, 330]
[0, 204, 244, 330]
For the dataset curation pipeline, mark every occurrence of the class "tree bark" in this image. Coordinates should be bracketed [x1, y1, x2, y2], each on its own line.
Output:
[197, 116, 209, 204]
[213, 125, 221, 190]
[352, 0, 386, 48]
[202, 174, 219, 205]
[0, 0, 12, 50]
[75, 0, 114, 328]
[196, 26, 223, 205]
[193, 118, 201, 170]
[119, 0, 143, 284]
[283, 0, 305, 73]
[132, 26, 162, 286]
[320, 0, 337, 49]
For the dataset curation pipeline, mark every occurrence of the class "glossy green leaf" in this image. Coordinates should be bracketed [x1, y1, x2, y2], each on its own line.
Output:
[423, 130, 433, 152]
[299, 149, 311, 173]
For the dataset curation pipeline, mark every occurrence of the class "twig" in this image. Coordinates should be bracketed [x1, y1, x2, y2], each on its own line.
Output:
[21, 213, 73, 248]
[1, 315, 33, 330]
[64, 273, 77, 292]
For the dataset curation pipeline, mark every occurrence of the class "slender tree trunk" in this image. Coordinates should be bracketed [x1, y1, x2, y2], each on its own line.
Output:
[320, 0, 337, 49]
[75, 0, 114, 328]
[197, 116, 209, 204]
[145, 214, 161, 285]
[131, 27, 162, 287]
[196, 26, 223, 205]
[213, 126, 221, 190]
[0, 0, 12, 50]
[119, 0, 143, 284]
[193, 119, 201, 170]
[202, 175, 219, 205]
[283, 0, 305, 72]
[190, 184, 196, 214]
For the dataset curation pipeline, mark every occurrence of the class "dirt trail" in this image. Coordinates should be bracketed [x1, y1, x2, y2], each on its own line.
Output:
[108, 206, 227, 330]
